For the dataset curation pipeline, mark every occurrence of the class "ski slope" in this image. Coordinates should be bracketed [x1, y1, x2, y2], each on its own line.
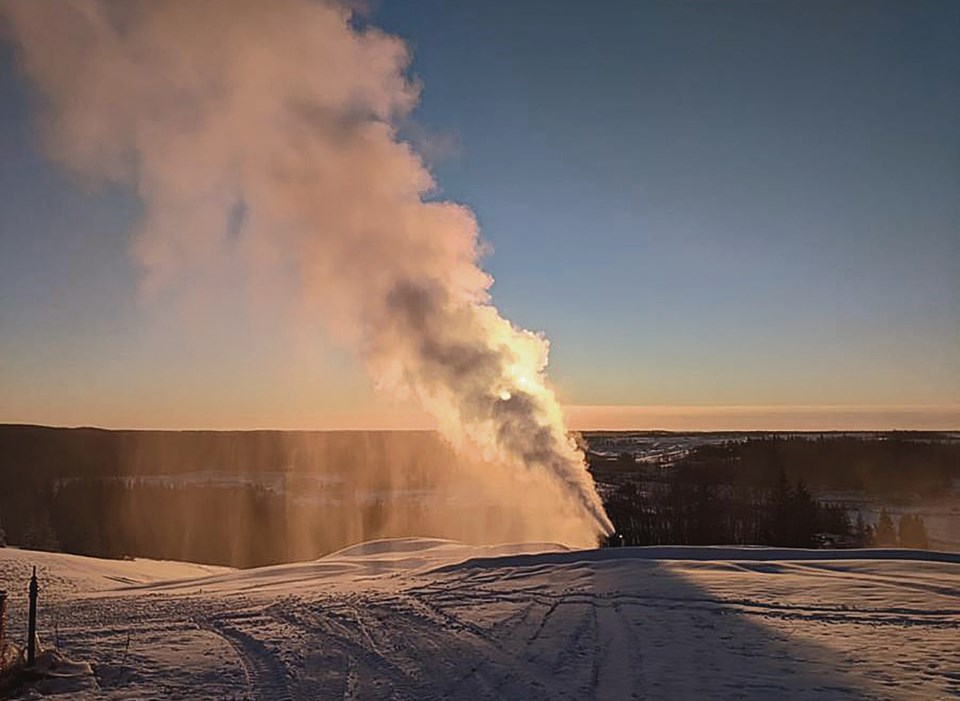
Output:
[1, 541, 958, 700]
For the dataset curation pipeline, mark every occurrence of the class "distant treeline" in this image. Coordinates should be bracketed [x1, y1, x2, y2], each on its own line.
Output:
[603, 472, 928, 549]
[664, 435, 959, 496]
[1, 479, 461, 567]
[0, 424, 491, 566]
[0, 427, 954, 564]
[0, 424, 452, 480]
[594, 435, 953, 549]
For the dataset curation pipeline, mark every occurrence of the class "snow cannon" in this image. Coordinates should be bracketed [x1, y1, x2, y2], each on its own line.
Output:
[604, 533, 625, 548]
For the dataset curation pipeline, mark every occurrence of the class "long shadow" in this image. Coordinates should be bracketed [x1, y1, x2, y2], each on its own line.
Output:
[401, 548, 954, 700]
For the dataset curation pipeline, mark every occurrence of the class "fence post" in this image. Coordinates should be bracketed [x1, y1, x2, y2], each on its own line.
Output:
[27, 567, 38, 667]
[0, 589, 7, 657]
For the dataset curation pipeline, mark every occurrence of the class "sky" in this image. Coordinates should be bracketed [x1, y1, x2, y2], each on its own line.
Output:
[0, 0, 958, 431]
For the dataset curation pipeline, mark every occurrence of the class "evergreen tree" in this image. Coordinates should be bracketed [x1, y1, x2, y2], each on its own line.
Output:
[790, 480, 820, 548]
[767, 468, 794, 545]
[854, 511, 870, 547]
[898, 514, 930, 549]
[873, 508, 897, 546]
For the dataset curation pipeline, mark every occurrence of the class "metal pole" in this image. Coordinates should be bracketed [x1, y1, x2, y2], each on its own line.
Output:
[27, 566, 38, 667]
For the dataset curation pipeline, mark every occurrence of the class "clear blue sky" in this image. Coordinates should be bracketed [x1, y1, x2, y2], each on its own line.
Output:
[1, 0, 958, 428]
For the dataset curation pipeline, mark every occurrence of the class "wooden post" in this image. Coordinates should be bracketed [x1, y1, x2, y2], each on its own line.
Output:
[0, 589, 7, 656]
[27, 567, 38, 667]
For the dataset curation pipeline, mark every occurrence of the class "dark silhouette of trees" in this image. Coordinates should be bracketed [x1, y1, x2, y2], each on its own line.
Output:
[604, 468, 853, 549]
[659, 434, 959, 496]
[854, 512, 871, 546]
[897, 514, 929, 549]
[0, 427, 947, 561]
[764, 470, 820, 547]
[873, 508, 897, 546]
[596, 434, 951, 550]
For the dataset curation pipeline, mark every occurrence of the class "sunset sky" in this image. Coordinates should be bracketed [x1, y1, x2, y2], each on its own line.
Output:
[1, 0, 958, 431]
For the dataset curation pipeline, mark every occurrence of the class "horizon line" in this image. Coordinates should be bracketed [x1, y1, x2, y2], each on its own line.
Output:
[2, 403, 958, 433]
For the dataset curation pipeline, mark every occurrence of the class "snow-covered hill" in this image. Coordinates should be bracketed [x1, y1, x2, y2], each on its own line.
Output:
[1, 541, 958, 700]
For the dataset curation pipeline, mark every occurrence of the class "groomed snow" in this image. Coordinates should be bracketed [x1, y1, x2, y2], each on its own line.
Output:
[1, 540, 958, 700]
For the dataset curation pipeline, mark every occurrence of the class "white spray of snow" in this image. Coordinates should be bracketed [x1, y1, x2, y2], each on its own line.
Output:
[1, 0, 612, 543]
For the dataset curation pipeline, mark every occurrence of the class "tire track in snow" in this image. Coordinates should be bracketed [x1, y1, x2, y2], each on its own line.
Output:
[490, 598, 537, 637]
[320, 589, 579, 700]
[399, 593, 581, 700]
[611, 600, 648, 700]
[200, 617, 293, 701]
[342, 654, 360, 700]
[270, 597, 436, 700]
[581, 591, 960, 627]
[589, 601, 602, 694]
[778, 562, 960, 599]
[522, 595, 597, 695]
[526, 594, 565, 645]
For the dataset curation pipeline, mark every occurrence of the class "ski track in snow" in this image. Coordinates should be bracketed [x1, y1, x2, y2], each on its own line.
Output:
[1, 543, 959, 700]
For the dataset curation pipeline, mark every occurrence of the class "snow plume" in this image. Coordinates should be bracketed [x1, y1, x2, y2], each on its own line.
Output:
[2, 0, 613, 544]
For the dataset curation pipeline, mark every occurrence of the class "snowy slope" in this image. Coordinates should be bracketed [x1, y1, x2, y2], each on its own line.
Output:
[0, 547, 233, 594]
[1, 541, 958, 700]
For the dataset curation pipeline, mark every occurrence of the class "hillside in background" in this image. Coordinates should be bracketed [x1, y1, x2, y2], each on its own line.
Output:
[1, 425, 958, 565]
[588, 432, 960, 552]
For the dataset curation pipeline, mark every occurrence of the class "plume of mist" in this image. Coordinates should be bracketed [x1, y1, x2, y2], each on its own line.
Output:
[2, 0, 613, 544]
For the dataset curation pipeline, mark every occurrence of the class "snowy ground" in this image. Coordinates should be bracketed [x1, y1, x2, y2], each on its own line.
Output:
[1, 541, 958, 700]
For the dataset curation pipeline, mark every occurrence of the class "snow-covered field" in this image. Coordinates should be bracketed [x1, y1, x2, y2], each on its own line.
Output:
[1, 541, 958, 700]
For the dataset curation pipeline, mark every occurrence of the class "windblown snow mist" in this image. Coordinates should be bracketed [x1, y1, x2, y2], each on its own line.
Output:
[2, 0, 613, 544]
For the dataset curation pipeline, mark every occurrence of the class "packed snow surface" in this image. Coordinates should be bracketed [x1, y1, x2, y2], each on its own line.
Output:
[1, 540, 958, 700]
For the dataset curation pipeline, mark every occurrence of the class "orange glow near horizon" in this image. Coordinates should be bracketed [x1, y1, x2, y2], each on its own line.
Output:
[563, 404, 960, 432]
[4, 404, 957, 433]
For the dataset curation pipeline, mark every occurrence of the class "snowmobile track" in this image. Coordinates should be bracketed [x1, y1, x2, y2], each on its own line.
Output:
[204, 618, 294, 701]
